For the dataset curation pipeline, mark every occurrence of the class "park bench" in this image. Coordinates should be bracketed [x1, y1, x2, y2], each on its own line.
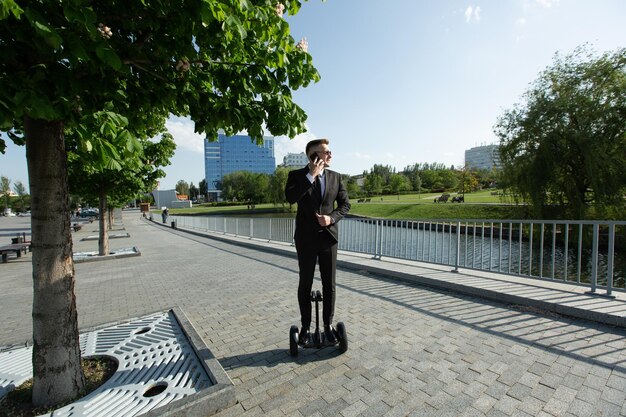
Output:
[0, 243, 31, 263]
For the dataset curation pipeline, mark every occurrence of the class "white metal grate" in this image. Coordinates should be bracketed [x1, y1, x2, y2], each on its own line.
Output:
[0, 311, 214, 417]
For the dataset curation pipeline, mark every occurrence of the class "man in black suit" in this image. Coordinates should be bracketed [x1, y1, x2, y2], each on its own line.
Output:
[285, 138, 351, 346]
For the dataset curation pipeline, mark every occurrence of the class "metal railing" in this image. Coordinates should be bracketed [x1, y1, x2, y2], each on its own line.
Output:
[170, 215, 625, 296]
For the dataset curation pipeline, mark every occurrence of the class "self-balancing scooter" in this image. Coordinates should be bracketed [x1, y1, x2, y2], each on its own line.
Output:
[289, 290, 348, 357]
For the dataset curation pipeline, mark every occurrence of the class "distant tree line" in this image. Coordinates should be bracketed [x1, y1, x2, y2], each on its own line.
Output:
[0, 175, 30, 213]
[357, 163, 499, 198]
[177, 163, 500, 207]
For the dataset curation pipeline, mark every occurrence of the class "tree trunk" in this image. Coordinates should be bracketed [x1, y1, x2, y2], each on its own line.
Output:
[108, 207, 114, 230]
[98, 192, 109, 256]
[25, 116, 85, 407]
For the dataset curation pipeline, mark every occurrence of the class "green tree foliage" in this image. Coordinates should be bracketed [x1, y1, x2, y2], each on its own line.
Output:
[12, 180, 28, 211]
[199, 179, 209, 202]
[176, 180, 190, 196]
[68, 125, 176, 254]
[457, 166, 480, 194]
[189, 182, 199, 201]
[438, 169, 459, 191]
[495, 46, 626, 219]
[347, 180, 362, 198]
[269, 166, 290, 206]
[0, 175, 9, 209]
[389, 173, 411, 199]
[0, 0, 320, 406]
[402, 164, 422, 193]
[369, 164, 395, 186]
[364, 173, 383, 196]
[408, 163, 455, 191]
[220, 170, 270, 204]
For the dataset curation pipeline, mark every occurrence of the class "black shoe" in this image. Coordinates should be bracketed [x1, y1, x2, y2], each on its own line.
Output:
[324, 325, 337, 345]
[299, 328, 312, 347]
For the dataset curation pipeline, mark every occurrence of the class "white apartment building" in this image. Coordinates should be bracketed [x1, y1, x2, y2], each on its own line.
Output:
[282, 152, 308, 168]
[464, 144, 502, 171]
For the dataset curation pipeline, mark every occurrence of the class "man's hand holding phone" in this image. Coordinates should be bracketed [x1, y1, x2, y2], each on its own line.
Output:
[308, 154, 324, 177]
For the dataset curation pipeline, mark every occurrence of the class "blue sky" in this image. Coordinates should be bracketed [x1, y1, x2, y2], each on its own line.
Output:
[1, 0, 625, 191]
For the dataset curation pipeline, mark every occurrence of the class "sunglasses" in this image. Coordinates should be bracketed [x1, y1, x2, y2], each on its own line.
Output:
[316, 150, 332, 156]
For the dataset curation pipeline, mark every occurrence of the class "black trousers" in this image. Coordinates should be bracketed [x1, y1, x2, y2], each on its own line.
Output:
[295, 232, 337, 329]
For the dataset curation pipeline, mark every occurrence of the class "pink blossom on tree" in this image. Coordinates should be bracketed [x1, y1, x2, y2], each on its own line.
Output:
[276, 3, 285, 17]
[296, 37, 308, 52]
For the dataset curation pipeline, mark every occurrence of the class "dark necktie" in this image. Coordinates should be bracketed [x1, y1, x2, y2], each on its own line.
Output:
[313, 176, 322, 203]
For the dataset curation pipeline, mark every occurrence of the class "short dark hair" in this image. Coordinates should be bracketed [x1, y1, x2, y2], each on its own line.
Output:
[305, 138, 329, 156]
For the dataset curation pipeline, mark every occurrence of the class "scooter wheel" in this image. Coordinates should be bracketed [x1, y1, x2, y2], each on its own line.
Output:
[336, 322, 348, 353]
[289, 325, 299, 357]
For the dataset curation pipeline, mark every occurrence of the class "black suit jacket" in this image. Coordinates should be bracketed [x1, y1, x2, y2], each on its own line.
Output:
[285, 167, 351, 244]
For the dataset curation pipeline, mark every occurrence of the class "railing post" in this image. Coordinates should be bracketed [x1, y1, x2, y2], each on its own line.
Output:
[587, 223, 599, 294]
[452, 221, 461, 273]
[374, 219, 381, 259]
[539, 223, 545, 277]
[606, 223, 615, 297]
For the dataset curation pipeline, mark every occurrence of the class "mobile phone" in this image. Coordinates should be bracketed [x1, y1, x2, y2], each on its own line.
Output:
[309, 154, 318, 163]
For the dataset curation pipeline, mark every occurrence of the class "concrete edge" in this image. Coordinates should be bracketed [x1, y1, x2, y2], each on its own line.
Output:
[151, 219, 626, 329]
[73, 246, 141, 263]
[344, 264, 626, 329]
[79, 233, 131, 242]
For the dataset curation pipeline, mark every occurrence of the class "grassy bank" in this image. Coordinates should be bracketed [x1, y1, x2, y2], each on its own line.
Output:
[167, 190, 524, 219]
[348, 202, 528, 220]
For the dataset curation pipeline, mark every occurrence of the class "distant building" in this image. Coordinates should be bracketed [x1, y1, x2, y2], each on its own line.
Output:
[204, 133, 276, 201]
[151, 189, 192, 209]
[282, 152, 308, 168]
[352, 174, 366, 187]
[464, 144, 502, 171]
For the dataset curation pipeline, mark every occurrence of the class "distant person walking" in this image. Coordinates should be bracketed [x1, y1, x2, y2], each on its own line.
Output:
[285, 138, 351, 346]
[161, 208, 169, 224]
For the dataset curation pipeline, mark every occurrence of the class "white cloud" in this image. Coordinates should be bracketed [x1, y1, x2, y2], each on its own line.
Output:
[464, 5, 481, 23]
[516, 17, 526, 25]
[165, 116, 205, 153]
[273, 129, 317, 164]
[351, 152, 373, 160]
[163, 115, 321, 166]
[535, 0, 559, 7]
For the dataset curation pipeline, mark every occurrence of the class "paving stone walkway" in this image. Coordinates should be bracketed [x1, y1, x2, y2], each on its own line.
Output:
[1, 213, 626, 416]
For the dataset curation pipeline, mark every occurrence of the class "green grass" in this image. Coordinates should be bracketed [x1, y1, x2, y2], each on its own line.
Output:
[374, 189, 517, 204]
[166, 193, 530, 220]
[348, 202, 528, 220]
[168, 203, 292, 216]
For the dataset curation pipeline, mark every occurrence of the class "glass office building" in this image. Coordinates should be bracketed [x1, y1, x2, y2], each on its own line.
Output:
[205, 134, 276, 200]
